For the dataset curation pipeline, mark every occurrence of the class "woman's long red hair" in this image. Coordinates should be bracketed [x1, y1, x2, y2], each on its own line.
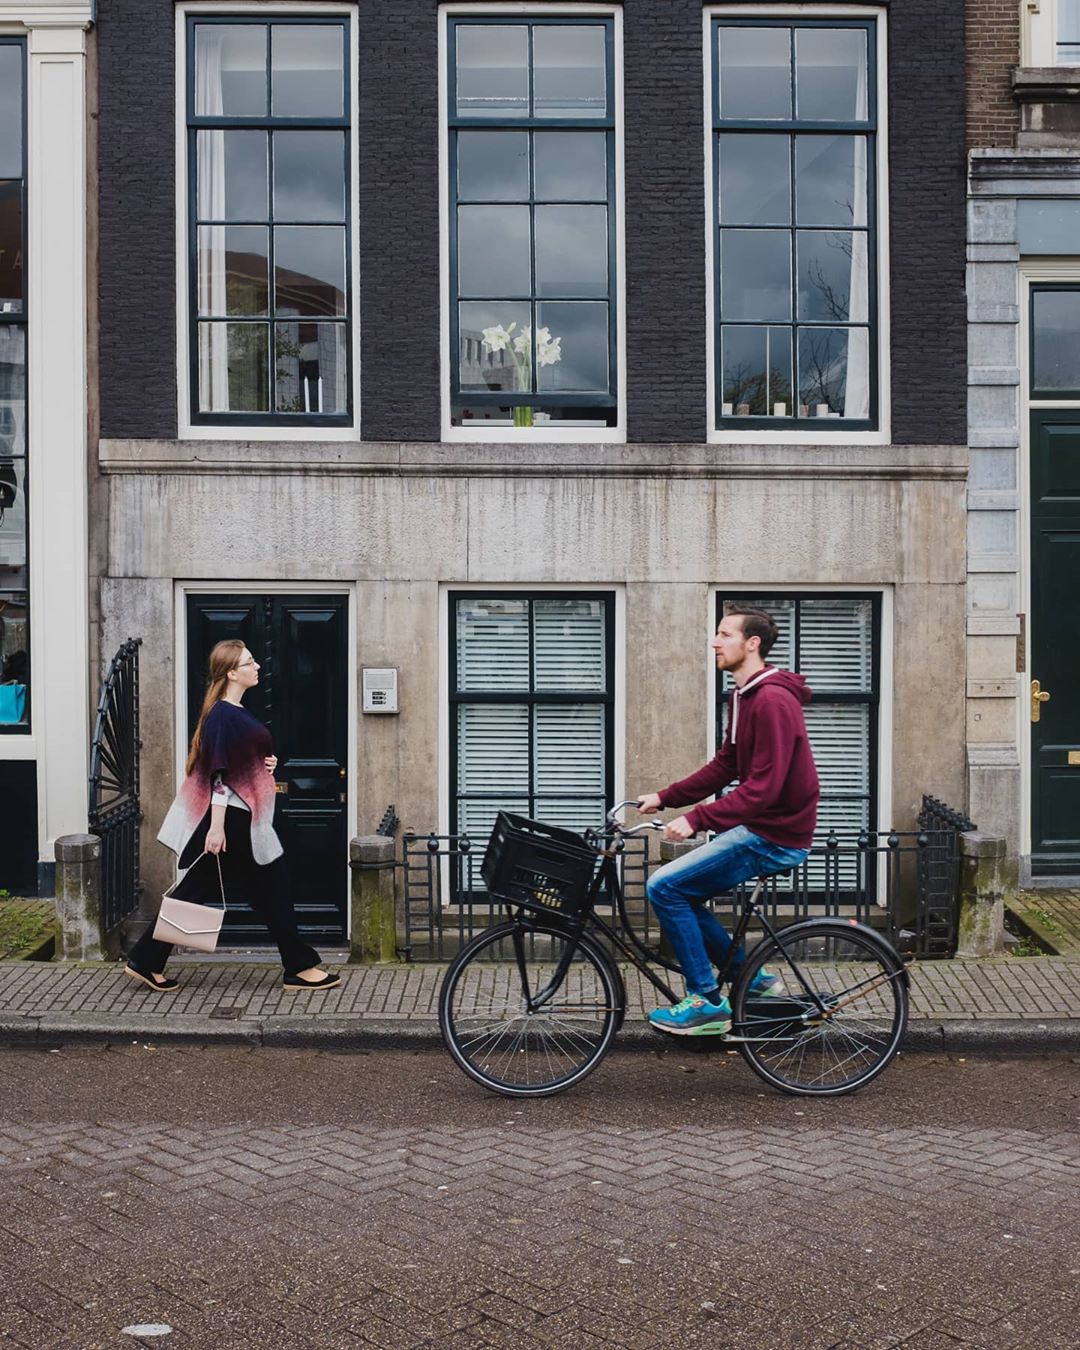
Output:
[185, 639, 245, 777]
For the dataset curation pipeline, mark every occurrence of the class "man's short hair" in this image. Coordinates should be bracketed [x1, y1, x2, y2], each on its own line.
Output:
[724, 603, 778, 658]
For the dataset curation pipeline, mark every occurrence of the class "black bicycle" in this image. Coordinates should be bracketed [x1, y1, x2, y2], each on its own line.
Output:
[438, 802, 910, 1098]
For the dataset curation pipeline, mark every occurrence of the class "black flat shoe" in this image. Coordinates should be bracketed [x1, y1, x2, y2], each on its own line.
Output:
[124, 965, 180, 993]
[282, 971, 340, 991]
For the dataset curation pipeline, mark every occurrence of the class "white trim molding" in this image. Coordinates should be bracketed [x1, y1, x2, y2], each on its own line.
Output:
[704, 4, 891, 447]
[19, 17, 92, 858]
[174, 2, 361, 443]
[0, 2, 93, 26]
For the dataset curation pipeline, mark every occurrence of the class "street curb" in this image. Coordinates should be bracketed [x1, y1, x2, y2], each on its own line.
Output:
[2, 1015, 1079, 1055]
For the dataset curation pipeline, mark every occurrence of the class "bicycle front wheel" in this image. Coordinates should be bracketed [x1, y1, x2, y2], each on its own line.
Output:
[732, 921, 908, 1097]
[438, 918, 623, 1098]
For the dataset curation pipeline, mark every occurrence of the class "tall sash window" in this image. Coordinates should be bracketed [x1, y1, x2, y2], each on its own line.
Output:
[711, 17, 879, 430]
[187, 16, 352, 425]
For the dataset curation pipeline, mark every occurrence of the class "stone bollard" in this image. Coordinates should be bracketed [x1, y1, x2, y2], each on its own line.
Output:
[55, 834, 104, 962]
[956, 832, 1009, 959]
[349, 835, 399, 964]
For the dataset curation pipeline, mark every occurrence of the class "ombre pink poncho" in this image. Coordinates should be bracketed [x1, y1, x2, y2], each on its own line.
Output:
[158, 700, 282, 865]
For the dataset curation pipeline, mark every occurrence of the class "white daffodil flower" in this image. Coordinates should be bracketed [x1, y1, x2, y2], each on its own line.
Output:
[481, 323, 516, 354]
[535, 327, 562, 367]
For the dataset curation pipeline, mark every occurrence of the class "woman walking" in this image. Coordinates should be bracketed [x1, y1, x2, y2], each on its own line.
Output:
[125, 639, 339, 993]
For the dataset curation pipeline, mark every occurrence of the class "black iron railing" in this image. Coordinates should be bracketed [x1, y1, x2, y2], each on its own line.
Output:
[399, 797, 975, 961]
[88, 638, 142, 933]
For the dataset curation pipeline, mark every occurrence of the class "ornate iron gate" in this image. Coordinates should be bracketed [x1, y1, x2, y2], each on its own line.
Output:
[88, 638, 142, 932]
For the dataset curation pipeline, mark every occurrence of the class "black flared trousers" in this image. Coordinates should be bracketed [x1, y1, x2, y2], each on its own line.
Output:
[128, 806, 321, 977]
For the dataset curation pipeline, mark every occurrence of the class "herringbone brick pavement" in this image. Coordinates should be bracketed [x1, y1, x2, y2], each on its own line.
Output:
[0, 1047, 1078, 1348]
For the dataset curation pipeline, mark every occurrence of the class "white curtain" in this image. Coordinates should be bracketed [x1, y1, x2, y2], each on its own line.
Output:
[196, 33, 230, 412]
[844, 40, 870, 419]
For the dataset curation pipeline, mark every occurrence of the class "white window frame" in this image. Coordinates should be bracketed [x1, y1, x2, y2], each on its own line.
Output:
[438, 582, 626, 866]
[704, 4, 891, 446]
[707, 583, 894, 900]
[438, 2, 627, 444]
[1022, 0, 1077, 66]
[174, 1, 362, 442]
[173, 579, 358, 938]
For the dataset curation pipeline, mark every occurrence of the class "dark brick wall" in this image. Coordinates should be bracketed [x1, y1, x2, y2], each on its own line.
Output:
[97, 0, 177, 439]
[357, 1, 441, 441]
[95, 0, 967, 447]
[624, 1, 707, 442]
[888, 0, 967, 444]
[967, 0, 1020, 151]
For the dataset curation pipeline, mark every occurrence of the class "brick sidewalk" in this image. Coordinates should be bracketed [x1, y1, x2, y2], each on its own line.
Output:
[2, 952, 1080, 1051]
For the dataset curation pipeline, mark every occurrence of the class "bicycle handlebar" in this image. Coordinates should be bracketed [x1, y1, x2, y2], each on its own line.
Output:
[601, 799, 664, 837]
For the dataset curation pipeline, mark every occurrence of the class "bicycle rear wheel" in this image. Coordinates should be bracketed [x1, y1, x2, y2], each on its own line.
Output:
[439, 918, 623, 1098]
[731, 920, 908, 1097]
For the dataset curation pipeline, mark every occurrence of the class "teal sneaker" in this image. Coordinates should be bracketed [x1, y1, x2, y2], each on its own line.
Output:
[648, 993, 731, 1037]
[747, 969, 785, 997]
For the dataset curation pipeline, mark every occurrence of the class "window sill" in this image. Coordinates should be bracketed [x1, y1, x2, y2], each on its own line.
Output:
[1012, 66, 1080, 102]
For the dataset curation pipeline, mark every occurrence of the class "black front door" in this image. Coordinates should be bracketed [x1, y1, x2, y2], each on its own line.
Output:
[186, 594, 349, 944]
[1030, 411, 1080, 875]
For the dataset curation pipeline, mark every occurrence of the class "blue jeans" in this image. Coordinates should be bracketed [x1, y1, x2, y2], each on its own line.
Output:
[646, 825, 809, 997]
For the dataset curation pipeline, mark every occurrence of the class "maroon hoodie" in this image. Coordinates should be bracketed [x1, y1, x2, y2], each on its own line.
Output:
[657, 666, 820, 850]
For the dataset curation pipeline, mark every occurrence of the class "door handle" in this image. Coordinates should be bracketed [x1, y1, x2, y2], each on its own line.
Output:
[1031, 679, 1050, 723]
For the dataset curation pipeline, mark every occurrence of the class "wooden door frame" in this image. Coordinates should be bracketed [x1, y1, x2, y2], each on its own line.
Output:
[1019, 265, 1080, 868]
[172, 581, 358, 939]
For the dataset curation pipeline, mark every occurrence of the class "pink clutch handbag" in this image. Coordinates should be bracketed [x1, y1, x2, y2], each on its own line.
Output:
[153, 853, 227, 952]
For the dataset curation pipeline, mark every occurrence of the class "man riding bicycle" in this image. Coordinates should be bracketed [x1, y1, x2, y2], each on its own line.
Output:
[637, 604, 820, 1037]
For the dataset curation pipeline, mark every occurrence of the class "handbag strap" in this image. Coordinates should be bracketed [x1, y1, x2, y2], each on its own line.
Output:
[187, 849, 228, 911]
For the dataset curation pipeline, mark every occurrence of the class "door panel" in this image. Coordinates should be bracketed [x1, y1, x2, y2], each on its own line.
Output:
[185, 594, 349, 943]
[1030, 413, 1080, 873]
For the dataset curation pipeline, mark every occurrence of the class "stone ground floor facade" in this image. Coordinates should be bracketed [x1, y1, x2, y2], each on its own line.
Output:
[95, 437, 968, 939]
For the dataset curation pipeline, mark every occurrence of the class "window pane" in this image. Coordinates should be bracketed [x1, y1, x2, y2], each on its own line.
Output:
[805, 704, 870, 796]
[197, 225, 268, 316]
[273, 131, 345, 223]
[0, 183, 21, 314]
[799, 598, 873, 692]
[718, 134, 790, 225]
[0, 326, 25, 456]
[197, 322, 269, 412]
[1059, 0, 1080, 62]
[0, 48, 22, 178]
[456, 597, 530, 690]
[458, 703, 529, 792]
[274, 322, 346, 413]
[721, 326, 793, 416]
[457, 131, 529, 201]
[534, 704, 605, 795]
[458, 797, 529, 846]
[719, 26, 791, 121]
[795, 28, 868, 122]
[796, 135, 867, 226]
[797, 230, 868, 323]
[533, 26, 607, 120]
[274, 226, 346, 316]
[0, 590, 28, 726]
[798, 326, 870, 418]
[533, 598, 606, 691]
[720, 230, 791, 322]
[197, 130, 268, 221]
[457, 205, 531, 296]
[455, 25, 529, 119]
[1033, 290, 1080, 390]
[271, 24, 344, 118]
[537, 302, 608, 392]
[535, 205, 607, 297]
[458, 301, 533, 393]
[534, 132, 606, 201]
[195, 23, 267, 118]
[0, 458, 27, 572]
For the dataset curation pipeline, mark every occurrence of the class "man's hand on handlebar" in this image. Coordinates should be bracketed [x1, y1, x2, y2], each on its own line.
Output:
[636, 792, 663, 814]
[662, 815, 695, 842]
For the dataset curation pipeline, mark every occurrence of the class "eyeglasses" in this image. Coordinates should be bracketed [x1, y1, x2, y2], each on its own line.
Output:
[234, 658, 257, 669]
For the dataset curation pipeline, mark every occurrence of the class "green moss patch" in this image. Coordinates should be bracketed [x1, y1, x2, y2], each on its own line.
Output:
[0, 897, 58, 960]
